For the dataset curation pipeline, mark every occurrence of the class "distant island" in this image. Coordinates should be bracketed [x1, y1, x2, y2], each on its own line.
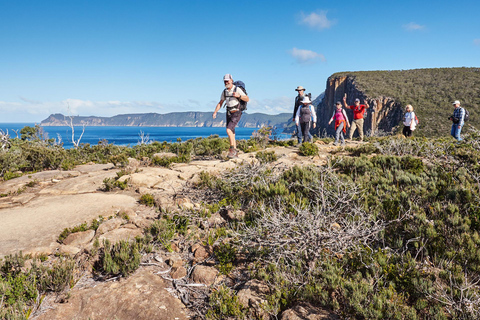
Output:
[40, 112, 293, 130]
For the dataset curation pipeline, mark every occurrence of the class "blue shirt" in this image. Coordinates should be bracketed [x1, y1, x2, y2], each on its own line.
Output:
[453, 107, 465, 126]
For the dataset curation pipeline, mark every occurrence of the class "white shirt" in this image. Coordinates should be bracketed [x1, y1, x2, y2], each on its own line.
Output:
[221, 85, 246, 108]
[403, 111, 416, 130]
[295, 104, 317, 125]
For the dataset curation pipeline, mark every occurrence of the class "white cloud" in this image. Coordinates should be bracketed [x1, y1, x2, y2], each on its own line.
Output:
[403, 22, 425, 31]
[299, 11, 334, 30]
[289, 48, 326, 64]
[474, 39, 480, 46]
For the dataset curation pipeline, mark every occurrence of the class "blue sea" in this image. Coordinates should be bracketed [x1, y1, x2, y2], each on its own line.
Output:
[0, 124, 290, 149]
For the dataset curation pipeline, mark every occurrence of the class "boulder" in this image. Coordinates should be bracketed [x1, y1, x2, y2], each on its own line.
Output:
[237, 280, 270, 320]
[63, 230, 95, 247]
[191, 265, 218, 286]
[171, 266, 187, 279]
[34, 269, 189, 320]
[98, 228, 143, 244]
[96, 218, 123, 235]
[58, 245, 81, 256]
[193, 245, 213, 263]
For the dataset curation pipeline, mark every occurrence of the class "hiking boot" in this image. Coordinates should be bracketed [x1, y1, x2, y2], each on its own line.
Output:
[333, 142, 338, 146]
[341, 142, 346, 146]
[227, 148, 239, 159]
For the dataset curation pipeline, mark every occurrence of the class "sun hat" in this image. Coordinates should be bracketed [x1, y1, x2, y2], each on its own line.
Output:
[295, 86, 306, 91]
[223, 74, 233, 81]
[355, 98, 360, 102]
[452, 100, 461, 105]
[302, 96, 311, 104]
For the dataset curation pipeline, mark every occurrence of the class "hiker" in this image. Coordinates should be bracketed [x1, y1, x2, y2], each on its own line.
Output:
[448, 100, 465, 141]
[402, 104, 417, 137]
[342, 95, 370, 141]
[328, 101, 350, 146]
[213, 74, 249, 158]
[292, 86, 312, 144]
[295, 96, 317, 143]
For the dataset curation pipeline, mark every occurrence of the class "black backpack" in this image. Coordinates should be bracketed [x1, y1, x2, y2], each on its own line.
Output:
[464, 108, 470, 122]
[225, 81, 248, 111]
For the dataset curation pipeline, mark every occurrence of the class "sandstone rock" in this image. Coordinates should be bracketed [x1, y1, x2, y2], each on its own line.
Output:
[220, 208, 245, 222]
[191, 265, 218, 286]
[58, 245, 81, 256]
[96, 218, 123, 235]
[280, 303, 339, 320]
[34, 269, 189, 320]
[129, 216, 151, 229]
[194, 245, 213, 263]
[63, 230, 95, 247]
[166, 255, 184, 269]
[207, 212, 226, 227]
[98, 228, 143, 244]
[74, 163, 115, 173]
[171, 266, 187, 279]
[237, 280, 270, 319]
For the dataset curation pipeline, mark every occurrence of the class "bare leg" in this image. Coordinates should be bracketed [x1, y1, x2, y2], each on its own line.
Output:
[226, 128, 236, 149]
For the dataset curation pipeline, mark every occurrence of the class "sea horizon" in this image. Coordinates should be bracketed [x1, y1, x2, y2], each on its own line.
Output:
[0, 123, 290, 149]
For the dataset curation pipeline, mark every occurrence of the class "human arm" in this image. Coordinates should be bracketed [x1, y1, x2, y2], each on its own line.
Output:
[343, 109, 350, 127]
[233, 87, 249, 102]
[310, 105, 317, 128]
[212, 99, 224, 119]
[295, 107, 301, 126]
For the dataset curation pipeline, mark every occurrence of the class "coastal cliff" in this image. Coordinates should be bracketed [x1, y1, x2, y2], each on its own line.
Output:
[41, 112, 291, 129]
[316, 68, 480, 137]
[316, 75, 403, 136]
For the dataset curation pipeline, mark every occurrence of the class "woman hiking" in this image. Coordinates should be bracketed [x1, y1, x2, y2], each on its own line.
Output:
[328, 101, 350, 146]
[402, 104, 417, 137]
[295, 96, 317, 144]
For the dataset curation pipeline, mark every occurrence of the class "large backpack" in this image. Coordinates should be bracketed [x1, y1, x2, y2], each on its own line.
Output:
[464, 108, 470, 122]
[233, 81, 248, 111]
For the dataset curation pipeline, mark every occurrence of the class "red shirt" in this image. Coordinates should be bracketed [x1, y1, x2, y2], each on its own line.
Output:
[349, 104, 366, 120]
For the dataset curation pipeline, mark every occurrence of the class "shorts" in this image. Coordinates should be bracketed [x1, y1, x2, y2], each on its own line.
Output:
[226, 109, 242, 133]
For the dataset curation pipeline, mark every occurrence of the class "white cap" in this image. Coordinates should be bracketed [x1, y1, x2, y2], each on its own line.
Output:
[223, 74, 233, 81]
[302, 97, 311, 104]
[355, 98, 360, 102]
[453, 100, 461, 105]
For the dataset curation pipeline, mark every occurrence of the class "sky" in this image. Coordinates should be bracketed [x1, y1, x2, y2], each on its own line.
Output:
[0, 0, 479, 122]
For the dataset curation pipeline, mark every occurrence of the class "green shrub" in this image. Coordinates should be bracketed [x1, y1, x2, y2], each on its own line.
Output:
[99, 239, 141, 277]
[139, 193, 155, 207]
[215, 243, 237, 275]
[255, 150, 278, 163]
[206, 285, 246, 319]
[299, 142, 318, 156]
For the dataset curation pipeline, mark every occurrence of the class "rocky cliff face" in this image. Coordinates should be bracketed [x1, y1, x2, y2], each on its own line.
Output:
[316, 76, 404, 136]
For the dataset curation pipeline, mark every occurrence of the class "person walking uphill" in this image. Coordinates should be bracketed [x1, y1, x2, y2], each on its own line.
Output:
[328, 101, 350, 146]
[295, 96, 317, 143]
[449, 100, 465, 141]
[292, 86, 312, 144]
[342, 95, 370, 141]
[213, 74, 249, 158]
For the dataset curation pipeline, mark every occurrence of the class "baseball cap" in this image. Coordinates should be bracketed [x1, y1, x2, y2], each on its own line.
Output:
[355, 98, 360, 102]
[452, 100, 461, 105]
[223, 74, 233, 81]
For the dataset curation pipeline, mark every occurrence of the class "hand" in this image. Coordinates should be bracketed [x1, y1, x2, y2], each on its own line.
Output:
[313, 123, 316, 128]
[343, 94, 347, 102]
[212, 112, 217, 119]
[347, 124, 350, 128]
[458, 125, 461, 129]
[328, 121, 331, 125]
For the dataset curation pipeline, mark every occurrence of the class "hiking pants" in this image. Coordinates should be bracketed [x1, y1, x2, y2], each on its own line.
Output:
[296, 123, 312, 144]
[300, 121, 312, 143]
[349, 118, 364, 140]
[335, 122, 345, 144]
[451, 124, 463, 141]
[403, 126, 413, 137]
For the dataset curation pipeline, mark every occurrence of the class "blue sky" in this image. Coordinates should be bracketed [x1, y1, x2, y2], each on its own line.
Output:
[0, 0, 479, 122]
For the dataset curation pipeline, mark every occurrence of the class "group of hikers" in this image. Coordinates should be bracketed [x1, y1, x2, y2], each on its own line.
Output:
[213, 74, 469, 158]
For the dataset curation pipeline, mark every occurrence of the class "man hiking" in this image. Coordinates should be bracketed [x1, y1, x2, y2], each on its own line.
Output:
[448, 100, 465, 141]
[342, 94, 370, 141]
[292, 86, 311, 145]
[212, 74, 249, 158]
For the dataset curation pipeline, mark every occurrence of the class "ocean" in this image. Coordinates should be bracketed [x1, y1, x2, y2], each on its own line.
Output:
[0, 124, 290, 149]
